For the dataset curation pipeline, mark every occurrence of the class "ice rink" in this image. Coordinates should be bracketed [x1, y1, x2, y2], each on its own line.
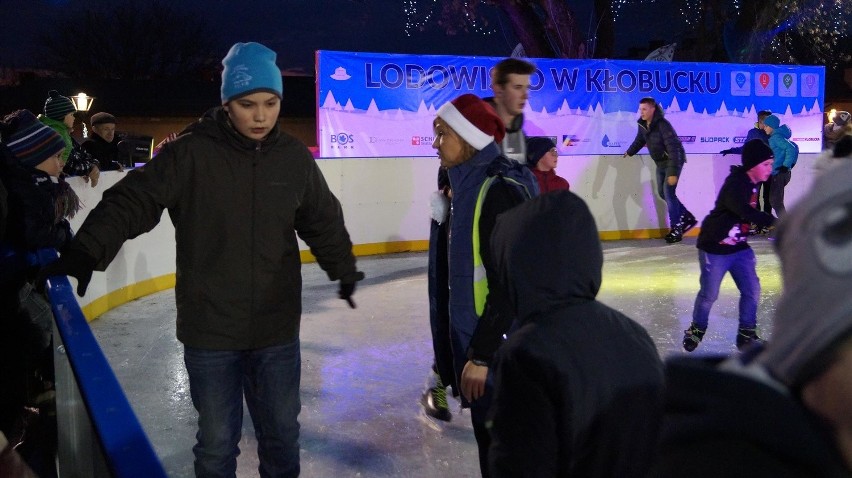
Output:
[90, 236, 782, 477]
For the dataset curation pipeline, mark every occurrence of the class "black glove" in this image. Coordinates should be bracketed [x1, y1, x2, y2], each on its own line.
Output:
[777, 166, 789, 174]
[720, 148, 733, 156]
[35, 248, 97, 296]
[338, 271, 365, 309]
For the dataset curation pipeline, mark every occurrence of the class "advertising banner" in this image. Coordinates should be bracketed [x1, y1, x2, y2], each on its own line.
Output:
[316, 51, 824, 158]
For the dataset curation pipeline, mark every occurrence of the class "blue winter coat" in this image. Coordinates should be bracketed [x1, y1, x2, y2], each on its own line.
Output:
[767, 125, 799, 174]
[443, 143, 537, 399]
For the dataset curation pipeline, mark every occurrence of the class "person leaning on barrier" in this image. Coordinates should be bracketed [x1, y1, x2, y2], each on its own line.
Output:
[37, 41, 364, 478]
[82, 112, 124, 171]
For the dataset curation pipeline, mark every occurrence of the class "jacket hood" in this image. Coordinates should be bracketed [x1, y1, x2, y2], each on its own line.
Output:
[483, 97, 525, 133]
[772, 124, 792, 139]
[489, 190, 602, 322]
[638, 101, 665, 128]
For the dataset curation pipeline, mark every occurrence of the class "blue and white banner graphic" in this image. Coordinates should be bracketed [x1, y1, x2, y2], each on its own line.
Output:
[316, 51, 825, 158]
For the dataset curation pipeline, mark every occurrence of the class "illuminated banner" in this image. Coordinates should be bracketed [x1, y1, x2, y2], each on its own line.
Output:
[316, 51, 825, 158]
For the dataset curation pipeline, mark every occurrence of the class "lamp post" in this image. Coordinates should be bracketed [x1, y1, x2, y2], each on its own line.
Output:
[72, 92, 95, 138]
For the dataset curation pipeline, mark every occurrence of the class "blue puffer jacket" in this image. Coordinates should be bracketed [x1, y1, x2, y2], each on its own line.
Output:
[445, 143, 537, 392]
[767, 125, 799, 174]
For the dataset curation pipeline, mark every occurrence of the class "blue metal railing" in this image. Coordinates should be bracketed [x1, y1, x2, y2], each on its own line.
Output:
[38, 248, 167, 478]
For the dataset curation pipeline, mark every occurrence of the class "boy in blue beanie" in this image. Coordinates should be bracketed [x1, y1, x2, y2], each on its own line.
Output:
[762, 114, 799, 217]
[38, 42, 364, 477]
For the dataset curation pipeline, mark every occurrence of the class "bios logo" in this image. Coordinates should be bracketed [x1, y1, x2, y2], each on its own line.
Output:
[412, 135, 435, 146]
[679, 136, 697, 143]
[330, 132, 355, 149]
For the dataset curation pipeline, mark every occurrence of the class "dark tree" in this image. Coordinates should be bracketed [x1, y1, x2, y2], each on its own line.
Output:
[406, 0, 851, 67]
[38, 0, 217, 80]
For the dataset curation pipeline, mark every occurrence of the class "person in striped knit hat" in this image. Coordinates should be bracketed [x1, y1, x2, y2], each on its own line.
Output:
[1, 109, 80, 468]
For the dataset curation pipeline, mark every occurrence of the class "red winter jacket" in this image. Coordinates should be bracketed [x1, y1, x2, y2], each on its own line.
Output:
[532, 168, 569, 194]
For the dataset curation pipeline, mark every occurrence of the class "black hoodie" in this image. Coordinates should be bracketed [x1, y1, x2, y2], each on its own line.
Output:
[486, 191, 664, 477]
[652, 354, 851, 477]
[697, 165, 775, 255]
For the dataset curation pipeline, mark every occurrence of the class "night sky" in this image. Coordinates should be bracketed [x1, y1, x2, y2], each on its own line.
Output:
[0, 0, 667, 73]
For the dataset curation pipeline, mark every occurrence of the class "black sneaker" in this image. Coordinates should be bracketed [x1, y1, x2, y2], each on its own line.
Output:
[680, 210, 698, 235]
[683, 323, 706, 352]
[665, 226, 683, 244]
[736, 328, 764, 351]
[420, 375, 451, 422]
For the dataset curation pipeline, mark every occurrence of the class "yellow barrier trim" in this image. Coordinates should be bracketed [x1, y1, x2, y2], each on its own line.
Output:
[85, 230, 700, 320]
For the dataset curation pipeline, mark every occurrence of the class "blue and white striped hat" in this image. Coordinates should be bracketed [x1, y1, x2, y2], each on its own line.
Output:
[4, 109, 66, 168]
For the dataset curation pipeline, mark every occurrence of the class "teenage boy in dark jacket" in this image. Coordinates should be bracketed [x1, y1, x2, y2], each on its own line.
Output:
[683, 139, 775, 352]
[38, 42, 363, 477]
[624, 97, 696, 243]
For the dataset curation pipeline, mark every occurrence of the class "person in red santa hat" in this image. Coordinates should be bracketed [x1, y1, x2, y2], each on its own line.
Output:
[427, 93, 538, 476]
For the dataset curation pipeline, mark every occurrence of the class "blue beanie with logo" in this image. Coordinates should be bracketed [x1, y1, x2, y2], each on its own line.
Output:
[220, 42, 283, 104]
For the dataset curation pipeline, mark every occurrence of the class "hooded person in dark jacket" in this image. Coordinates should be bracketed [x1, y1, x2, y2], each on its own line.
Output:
[486, 190, 664, 477]
[37, 42, 363, 477]
[624, 96, 696, 243]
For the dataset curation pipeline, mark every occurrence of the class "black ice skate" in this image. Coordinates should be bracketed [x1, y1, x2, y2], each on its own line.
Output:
[736, 328, 764, 351]
[682, 323, 706, 352]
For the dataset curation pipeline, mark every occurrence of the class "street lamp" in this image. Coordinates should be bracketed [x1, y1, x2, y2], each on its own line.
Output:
[72, 92, 95, 138]
[72, 92, 94, 112]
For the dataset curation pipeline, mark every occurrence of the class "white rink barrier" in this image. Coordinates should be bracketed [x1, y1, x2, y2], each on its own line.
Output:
[67, 152, 820, 319]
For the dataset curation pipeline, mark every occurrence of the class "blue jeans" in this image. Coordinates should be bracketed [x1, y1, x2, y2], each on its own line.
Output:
[692, 249, 760, 330]
[184, 339, 301, 478]
[656, 166, 686, 227]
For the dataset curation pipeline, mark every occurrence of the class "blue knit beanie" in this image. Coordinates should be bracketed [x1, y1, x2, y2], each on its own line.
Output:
[763, 114, 781, 130]
[43, 90, 77, 121]
[220, 42, 283, 104]
[4, 109, 66, 168]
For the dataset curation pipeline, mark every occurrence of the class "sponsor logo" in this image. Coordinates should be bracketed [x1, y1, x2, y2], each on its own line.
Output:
[792, 137, 820, 142]
[330, 132, 355, 150]
[412, 135, 435, 146]
[562, 134, 589, 146]
[733, 136, 748, 144]
[601, 134, 622, 148]
[369, 136, 406, 145]
[679, 136, 696, 143]
[700, 137, 729, 143]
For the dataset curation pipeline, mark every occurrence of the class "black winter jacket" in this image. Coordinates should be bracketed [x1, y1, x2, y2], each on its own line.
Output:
[1, 166, 73, 252]
[69, 107, 358, 350]
[487, 191, 664, 477]
[626, 102, 686, 177]
[697, 166, 774, 255]
[652, 354, 851, 478]
[82, 134, 123, 171]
